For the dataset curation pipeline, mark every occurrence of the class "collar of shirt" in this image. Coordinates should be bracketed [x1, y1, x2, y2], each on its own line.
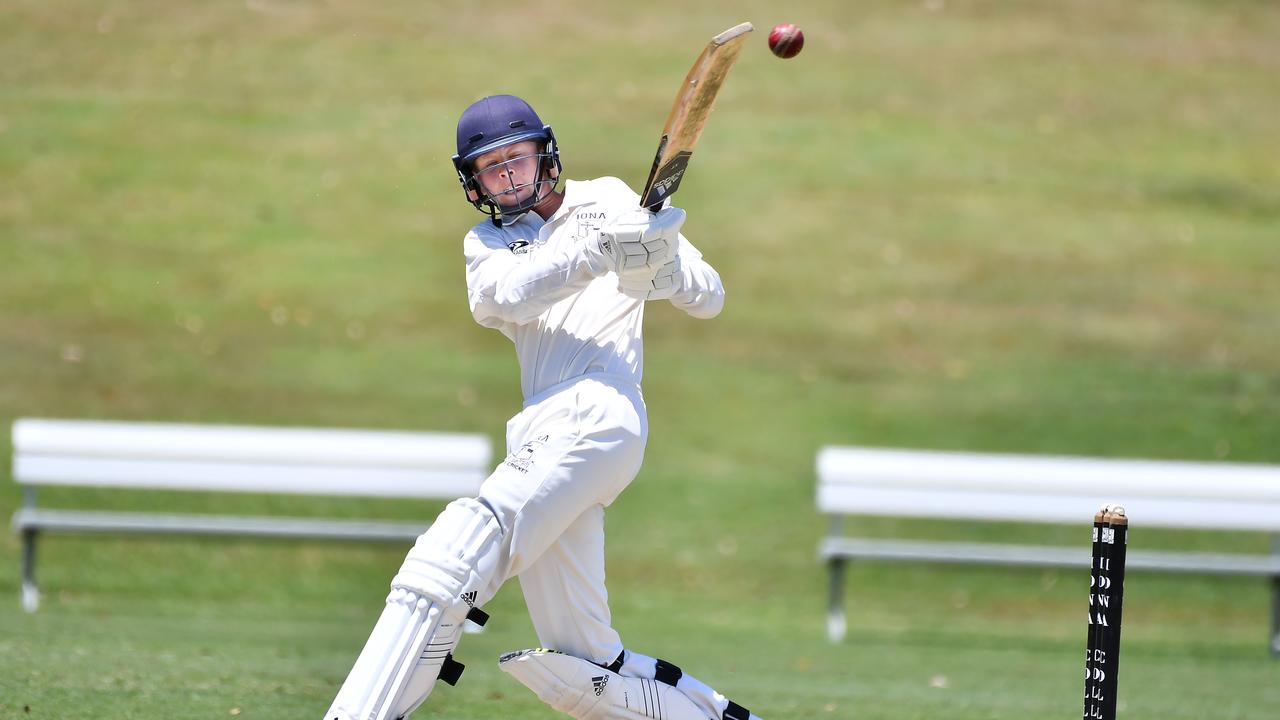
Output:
[508, 179, 597, 234]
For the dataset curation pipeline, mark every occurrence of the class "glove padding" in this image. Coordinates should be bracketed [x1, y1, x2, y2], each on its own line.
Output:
[618, 255, 682, 302]
[588, 207, 685, 274]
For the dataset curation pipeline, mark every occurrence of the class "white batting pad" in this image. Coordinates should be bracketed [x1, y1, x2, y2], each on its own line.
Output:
[391, 616, 465, 718]
[324, 498, 503, 720]
[325, 589, 445, 720]
[499, 648, 710, 720]
[616, 651, 760, 720]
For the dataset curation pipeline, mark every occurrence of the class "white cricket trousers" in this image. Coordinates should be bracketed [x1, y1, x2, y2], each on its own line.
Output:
[475, 373, 647, 665]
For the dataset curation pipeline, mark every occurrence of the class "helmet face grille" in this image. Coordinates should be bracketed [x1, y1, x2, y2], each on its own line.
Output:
[452, 124, 561, 226]
[471, 146, 559, 222]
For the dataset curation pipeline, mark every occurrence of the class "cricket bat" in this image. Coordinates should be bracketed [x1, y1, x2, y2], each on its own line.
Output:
[639, 22, 753, 212]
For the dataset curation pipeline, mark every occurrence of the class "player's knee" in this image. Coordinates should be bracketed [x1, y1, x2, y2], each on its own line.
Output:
[392, 497, 505, 610]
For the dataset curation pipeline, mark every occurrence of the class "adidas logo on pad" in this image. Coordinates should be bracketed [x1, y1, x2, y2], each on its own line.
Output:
[591, 675, 609, 696]
[460, 591, 477, 607]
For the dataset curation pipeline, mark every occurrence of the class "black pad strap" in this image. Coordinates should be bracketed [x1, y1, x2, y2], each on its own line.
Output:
[723, 700, 751, 720]
[438, 654, 465, 686]
[599, 650, 626, 674]
[466, 606, 489, 627]
[654, 658, 684, 687]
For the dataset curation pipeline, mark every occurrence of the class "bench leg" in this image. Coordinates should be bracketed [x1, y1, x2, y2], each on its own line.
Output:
[1271, 575, 1279, 659]
[21, 529, 40, 612]
[826, 557, 847, 643]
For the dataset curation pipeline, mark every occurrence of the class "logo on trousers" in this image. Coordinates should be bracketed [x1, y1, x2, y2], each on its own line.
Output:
[503, 434, 549, 474]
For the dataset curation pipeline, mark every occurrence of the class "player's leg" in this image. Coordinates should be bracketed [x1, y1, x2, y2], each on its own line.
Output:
[518, 504, 624, 664]
[508, 484, 760, 719]
[325, 378, 647, 719]
[323, 497, 502, 720]
[482, 378, 647, 588]
[505, 515, 717, 720]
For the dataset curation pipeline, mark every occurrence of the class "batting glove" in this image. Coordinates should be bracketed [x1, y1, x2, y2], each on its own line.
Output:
[618, 255, 682, 301]
[585, 207, 685, 274]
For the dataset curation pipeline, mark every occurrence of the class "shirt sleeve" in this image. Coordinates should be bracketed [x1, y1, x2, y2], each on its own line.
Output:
[667, 235, 725, 319]
[464, 225, 601, 328]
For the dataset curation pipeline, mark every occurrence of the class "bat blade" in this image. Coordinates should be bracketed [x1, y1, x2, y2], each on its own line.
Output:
[640, 22, 753, 211]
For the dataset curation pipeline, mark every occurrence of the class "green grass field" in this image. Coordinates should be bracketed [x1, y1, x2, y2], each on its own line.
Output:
[2, 0, 1278, 717]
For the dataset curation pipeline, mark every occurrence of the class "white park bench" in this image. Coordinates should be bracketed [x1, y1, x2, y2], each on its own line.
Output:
[10, 418, 492, 612]
[815, 446, 1280, 656]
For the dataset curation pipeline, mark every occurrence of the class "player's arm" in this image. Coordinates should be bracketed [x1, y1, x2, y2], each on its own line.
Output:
[465, 209, 683, 327]
[617, 234, 724, 319]
[665, 236, 724, 319]
[464, 228, 598, 328]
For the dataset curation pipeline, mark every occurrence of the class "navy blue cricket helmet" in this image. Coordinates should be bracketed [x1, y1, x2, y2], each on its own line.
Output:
[452, 95, 562, 225]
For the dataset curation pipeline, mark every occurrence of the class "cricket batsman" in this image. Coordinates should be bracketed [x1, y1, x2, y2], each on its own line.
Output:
[322, 95, 762, 720]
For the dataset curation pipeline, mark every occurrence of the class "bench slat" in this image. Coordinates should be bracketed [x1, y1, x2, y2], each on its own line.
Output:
[819, 537, 1280, 576]
[817, 485, 1280, 532]
[14, 418, 491, 469]
[13, 508, 426, 542]
[15, 455, 485, 498]
[817, 447, 1280, 501]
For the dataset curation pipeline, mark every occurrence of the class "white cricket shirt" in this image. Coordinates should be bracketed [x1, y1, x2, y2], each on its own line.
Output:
[464, 177, 724, 402]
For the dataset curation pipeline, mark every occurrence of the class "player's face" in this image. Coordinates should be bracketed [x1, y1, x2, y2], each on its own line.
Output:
[473, 141, 541, 207]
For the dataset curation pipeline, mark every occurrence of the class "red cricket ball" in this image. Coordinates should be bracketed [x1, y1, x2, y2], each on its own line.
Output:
[768, 23, 804, 59]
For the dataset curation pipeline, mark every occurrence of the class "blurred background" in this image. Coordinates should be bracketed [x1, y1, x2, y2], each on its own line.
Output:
[1, 0, 1277, 718]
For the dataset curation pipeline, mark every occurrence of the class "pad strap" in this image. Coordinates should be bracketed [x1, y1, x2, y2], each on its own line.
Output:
[599, 651, 626, 674]
[654, 659, 683, 688]
[438, 654, 465, 686]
